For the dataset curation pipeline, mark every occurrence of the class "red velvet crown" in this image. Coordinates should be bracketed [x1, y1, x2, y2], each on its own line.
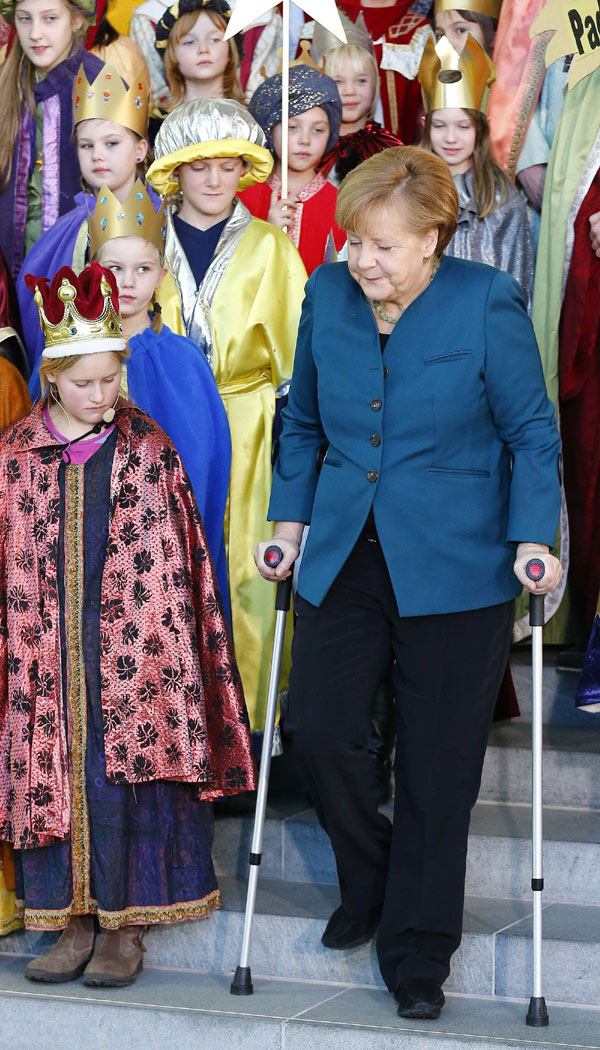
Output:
[24, 263, 125, 358]
[24, 263, 120, 324]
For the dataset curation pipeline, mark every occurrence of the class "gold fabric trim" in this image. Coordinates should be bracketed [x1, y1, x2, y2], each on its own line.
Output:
[508, 32, 551, 180]
[64, 464, 91, 914]
[0, 914, 23, 935]
[15, 890, 221, 930]
[386, 69, 399, 137]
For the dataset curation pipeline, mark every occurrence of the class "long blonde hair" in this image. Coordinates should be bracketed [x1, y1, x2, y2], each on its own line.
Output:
[163, 9, 244, 108]
[0, 1, 92, 190]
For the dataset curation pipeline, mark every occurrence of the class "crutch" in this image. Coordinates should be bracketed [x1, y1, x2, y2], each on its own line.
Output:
[525, 557, 549, 1027]
[231, 544, 292, 996]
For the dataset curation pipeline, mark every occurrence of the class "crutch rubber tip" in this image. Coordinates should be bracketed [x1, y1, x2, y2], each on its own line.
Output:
[526, 996, 549, 1027]
[231, 966, 253, 996]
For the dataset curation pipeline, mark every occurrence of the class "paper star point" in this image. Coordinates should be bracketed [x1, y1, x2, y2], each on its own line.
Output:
[225, 0, 347, 44]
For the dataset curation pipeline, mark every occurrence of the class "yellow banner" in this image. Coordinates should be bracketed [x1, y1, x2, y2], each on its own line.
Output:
[531, 0, 600, 88]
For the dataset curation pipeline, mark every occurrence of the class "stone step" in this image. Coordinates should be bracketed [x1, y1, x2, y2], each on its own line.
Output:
[211, 800, 600, 905]
[481, 722, 600, 809]
[0, 956, 599, 1050]
[4, 877, 599, 1006]
[510, 651, 598, 728]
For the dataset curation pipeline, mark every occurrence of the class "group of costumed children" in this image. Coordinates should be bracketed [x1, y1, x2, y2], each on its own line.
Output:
[0, 0, 582, 990]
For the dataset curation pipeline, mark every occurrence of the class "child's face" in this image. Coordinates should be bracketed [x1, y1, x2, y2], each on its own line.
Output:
[15, 0, 83, 72]
[272, 107, 331, 174]
[97, 237, 164, 321]
[177, 156, 246, 223]
[173, 11, 229, 86]
[331, 61, 374, 127]
[429, 108, 476, 175]
[47, 352, 122, 430]
[434, 11, 486, 54]
[76, 120, 148, 198]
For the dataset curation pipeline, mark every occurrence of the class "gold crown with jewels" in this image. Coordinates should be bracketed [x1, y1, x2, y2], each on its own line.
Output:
[88, 180, 168, 259]
[25, 264, 126, 359]
[418, 33, 496, 113]
[73, 61, 150, 139]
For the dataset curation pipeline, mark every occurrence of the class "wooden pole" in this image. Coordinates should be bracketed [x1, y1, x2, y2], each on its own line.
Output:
[281, 0, 290, 224]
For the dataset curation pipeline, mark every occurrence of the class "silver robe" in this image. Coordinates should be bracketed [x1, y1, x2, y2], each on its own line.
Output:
[445, 171, 535, 311]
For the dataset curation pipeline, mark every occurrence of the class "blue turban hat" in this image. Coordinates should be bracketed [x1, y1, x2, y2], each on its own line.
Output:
[249, 65, 343, 155]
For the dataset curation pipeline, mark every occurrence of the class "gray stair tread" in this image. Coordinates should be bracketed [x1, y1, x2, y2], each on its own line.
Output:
[218, 876, 534, 935]
[499, 901, 600, 944]
[217, 879, 600, 946]
[469, 801, 600, 843]
[247, 798, 600, 844]
[1, 956, 599, 1048]
[488, 722, 600, 754]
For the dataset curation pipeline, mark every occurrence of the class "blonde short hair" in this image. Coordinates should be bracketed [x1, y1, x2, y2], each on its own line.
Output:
[324, 44, 379, 121]
[335, 146, 458, 258]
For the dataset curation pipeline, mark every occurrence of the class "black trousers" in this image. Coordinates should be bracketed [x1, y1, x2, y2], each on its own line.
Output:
[287, 533, 514, 992]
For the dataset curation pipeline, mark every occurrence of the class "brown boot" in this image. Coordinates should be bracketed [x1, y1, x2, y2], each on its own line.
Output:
[82, 924, 146, 988]
[25, 915, 95, 983]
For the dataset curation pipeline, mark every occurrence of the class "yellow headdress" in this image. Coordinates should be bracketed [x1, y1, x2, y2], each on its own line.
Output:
[418, 33, 495, 114]
[88, 181, 168, 260]
[433, 0, 501, 16]
[73, 61, 150, 139]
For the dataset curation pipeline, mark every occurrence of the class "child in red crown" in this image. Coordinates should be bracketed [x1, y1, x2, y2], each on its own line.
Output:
[0, 262, 254, 986]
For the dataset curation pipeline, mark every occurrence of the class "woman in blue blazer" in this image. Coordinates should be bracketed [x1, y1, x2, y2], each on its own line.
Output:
[255, 147, 562, 1021]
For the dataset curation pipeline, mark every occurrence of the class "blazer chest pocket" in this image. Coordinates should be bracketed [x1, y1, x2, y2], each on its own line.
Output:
[424, 349, 472, 365]
[427, 466, 490, 479]
[424, 348, 489, 474]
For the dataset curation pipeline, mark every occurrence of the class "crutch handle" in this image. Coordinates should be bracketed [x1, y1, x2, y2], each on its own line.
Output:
[525, 558, 545, 582]
[264, 546, 293, 612]
[526, 559, 545, 628]
[264, 544, 283, 567]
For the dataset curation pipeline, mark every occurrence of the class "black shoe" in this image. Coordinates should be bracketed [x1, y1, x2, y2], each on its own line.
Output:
[394, 978, 445, 1020]
[321, 906, 380, 950]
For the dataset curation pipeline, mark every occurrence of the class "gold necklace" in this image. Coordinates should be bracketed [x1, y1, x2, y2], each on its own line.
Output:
[372, 257, 441, 326]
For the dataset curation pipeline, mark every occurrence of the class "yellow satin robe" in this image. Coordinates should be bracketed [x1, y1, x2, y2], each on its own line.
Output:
[0, 848, 21, 936]
[161, 215, 308, 732]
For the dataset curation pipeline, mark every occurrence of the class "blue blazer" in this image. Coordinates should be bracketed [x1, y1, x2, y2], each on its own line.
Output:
[268, 257, 561, 615]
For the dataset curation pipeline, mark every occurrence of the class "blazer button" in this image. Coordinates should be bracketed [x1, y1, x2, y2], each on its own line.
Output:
[370, 398, 382, 411]
[370, 434, 381, 447]
[367, 470, 378, 483]
[383, 367, 389, 378]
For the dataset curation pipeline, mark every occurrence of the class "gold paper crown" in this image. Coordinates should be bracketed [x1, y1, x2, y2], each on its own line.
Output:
[73, 61, 150, 139]
[88, 180, 168, 259]
[434, 0, 501, 16]
[29, 268, 125, 360]
[418, 33, 495, 113]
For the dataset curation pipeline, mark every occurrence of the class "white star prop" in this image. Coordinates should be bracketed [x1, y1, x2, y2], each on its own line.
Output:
[225, 0, 347, 41]
[225, 1, 346, 213]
